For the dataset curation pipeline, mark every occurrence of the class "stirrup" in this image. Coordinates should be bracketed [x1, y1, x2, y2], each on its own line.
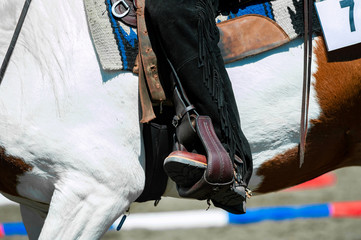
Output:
[175, 115, 234, 199]
[166, 73, 248, 214]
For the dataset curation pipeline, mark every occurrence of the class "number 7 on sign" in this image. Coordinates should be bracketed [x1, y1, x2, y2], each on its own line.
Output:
[340, 0, 356, 32]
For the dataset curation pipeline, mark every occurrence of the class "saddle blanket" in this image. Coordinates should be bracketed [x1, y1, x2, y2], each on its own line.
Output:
[83, 0, 320, 72]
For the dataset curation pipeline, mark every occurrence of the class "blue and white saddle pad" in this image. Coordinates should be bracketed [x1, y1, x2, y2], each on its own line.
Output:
[83, 0, 320, 71]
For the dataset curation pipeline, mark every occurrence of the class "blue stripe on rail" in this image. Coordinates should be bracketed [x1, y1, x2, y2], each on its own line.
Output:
[2, 222, 27, 236]
[228, 203, 330, 224]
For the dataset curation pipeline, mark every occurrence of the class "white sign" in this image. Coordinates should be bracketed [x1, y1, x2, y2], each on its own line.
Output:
[315, 0, 361, 51]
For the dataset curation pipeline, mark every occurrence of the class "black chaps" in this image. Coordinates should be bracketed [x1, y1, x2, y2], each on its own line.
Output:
[145, 0, 253, 184]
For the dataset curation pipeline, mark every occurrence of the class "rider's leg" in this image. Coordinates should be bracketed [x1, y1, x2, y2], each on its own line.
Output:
[145, 0, 253, 212]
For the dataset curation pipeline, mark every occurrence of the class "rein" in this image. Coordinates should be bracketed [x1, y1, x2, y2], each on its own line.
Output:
[300, 0, 313, 167]
[0, 0, 32, 85]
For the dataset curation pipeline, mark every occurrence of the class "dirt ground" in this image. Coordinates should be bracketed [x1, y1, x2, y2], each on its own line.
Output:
[1, 166, 360, 240]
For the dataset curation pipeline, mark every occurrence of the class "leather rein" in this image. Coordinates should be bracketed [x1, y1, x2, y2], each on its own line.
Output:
[0, 0, 32, 85]
[300, 0, 313, 167]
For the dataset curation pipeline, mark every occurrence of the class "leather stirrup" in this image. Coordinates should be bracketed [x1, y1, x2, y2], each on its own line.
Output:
[171, 85, 235, 200]
[176, 116, 234, 200]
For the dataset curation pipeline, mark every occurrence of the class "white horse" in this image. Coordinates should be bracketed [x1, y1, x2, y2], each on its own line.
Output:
[1, 0, 360, 239]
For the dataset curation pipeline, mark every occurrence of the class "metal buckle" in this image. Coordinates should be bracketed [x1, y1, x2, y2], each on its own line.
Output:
[111, 0, 130, 19]
[172, 115, 180, 128]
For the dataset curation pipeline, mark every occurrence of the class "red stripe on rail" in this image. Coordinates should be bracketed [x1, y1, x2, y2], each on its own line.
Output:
[330, 201, 361, 218]
[0, 224, 5, 238]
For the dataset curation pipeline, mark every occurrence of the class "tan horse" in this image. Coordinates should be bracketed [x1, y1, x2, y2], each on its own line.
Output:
[0, 0, 360, 239]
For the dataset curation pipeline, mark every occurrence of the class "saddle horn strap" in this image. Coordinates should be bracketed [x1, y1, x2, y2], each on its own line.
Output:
[136, 0, 166, 102]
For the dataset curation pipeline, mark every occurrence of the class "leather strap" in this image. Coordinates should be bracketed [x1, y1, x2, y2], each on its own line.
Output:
[138, 54, 156, 123]
[136, 0, 166, 102]
[173, 86, 198, 149]
[300, 0, 313, 166]
[135, 0, 166, 122]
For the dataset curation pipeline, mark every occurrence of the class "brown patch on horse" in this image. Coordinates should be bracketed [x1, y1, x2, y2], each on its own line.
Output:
[255, 38, 361, 193]
[0, 146, 33, 196]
